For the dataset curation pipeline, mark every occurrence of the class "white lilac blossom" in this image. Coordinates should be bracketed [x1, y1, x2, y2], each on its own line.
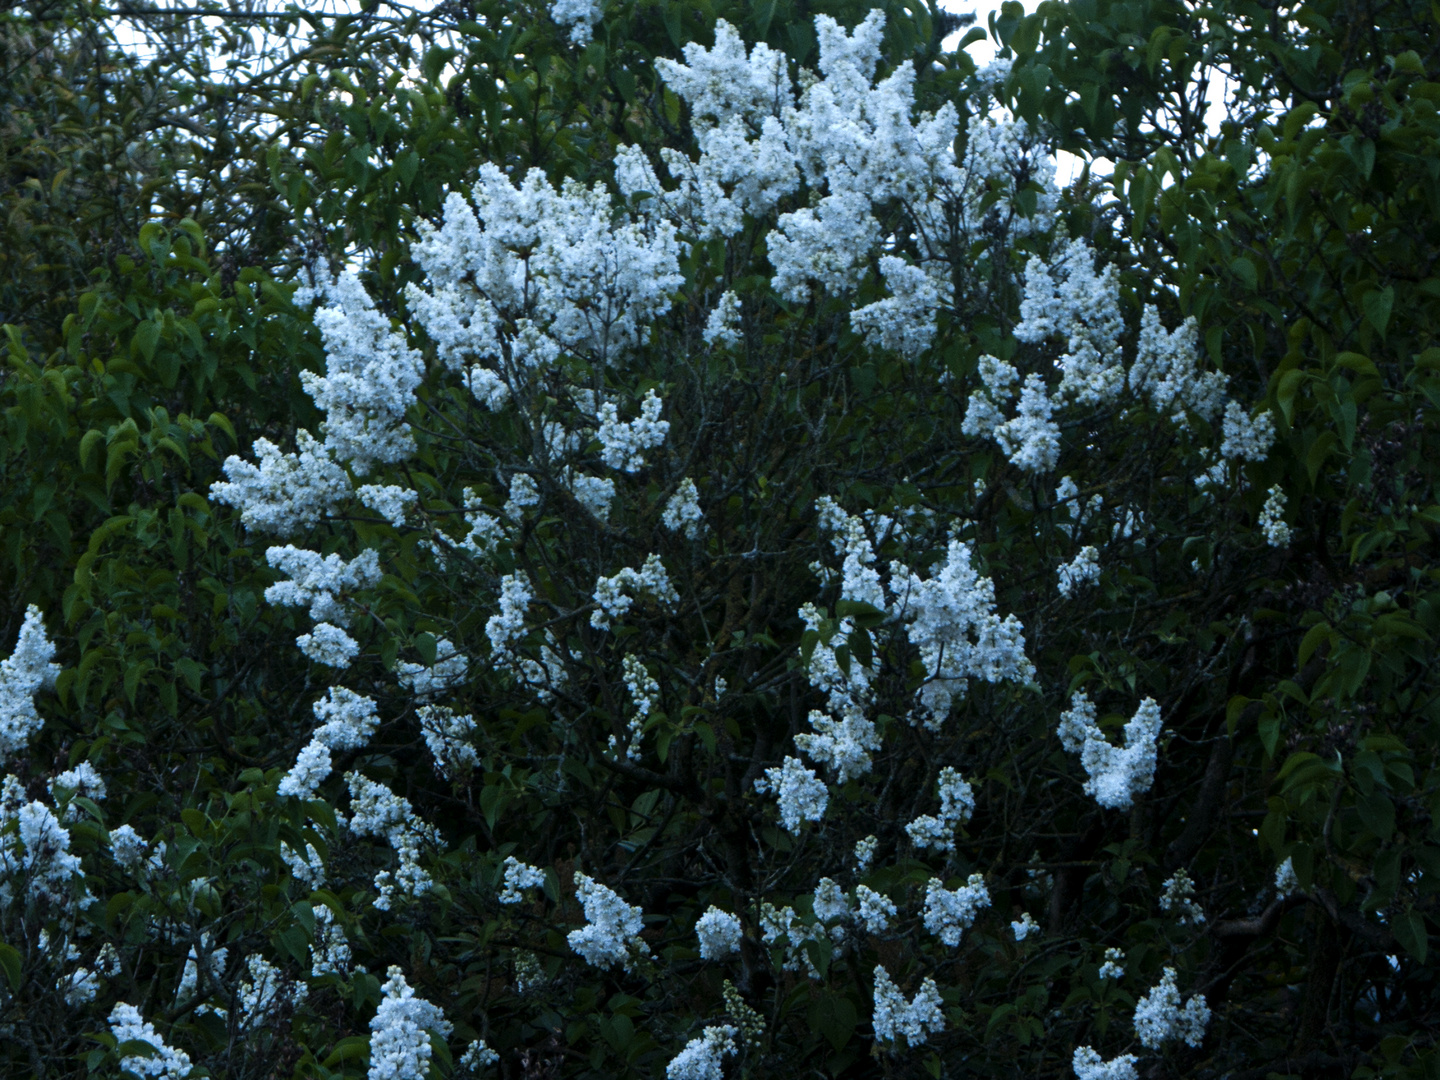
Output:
[814, 495, 888, 612]
[515, 630, 572, 703]
[958, 113, 1059, 234]
[109, 1002, 192, 1079]
[211, 430, 351, 536]
[1012, 912, 1040, 941]
[312, 687, 381, 751]
[549, 0, 602, 45]
[769, 194, 878, 299]
[1133, 966, 1211, 1049]
[297, 623, 361, 668]
[397, 638, 469, 701]
[662, 113, 799, 238]
[2, 794, 84, 906]
[237, 954, 307, 1027]
[659, 9, 966, 287]
[666, 1025, 738, 1080]
[1260, 484, 1292, 547]
[303, 270, 426, 473]
[278, 740, 333, 798]
[569, 473, 616, 522]
[754, 756, 829, 833]
[499, 856, 547, 904]
[486, 573, 533, 660]
[176, 933, 227, 1004]
[702, 291, 742, 348]
[962, 354, 1019, 439]
[1275, 856, 1301, 896]
[1056, 691, 1164, 811]
[451, 489, 507, 562]
[567, 873, 650, 970]
[662, 478, 705, 538]
[613, 654, 660, 760]
[1159, 868, 1206, 925]
[760, 902, 823, 977]
[854, 884, 897, 933]
[1058, 546, 1101, 598]
[38, 927, 77, 960]
[786, 14, 958, 216]
[1024, 855, 1054, 898]
[992, 373, 1062, 473]
[905, 767, 976, 852]
[512, 950, 546, 994]
[62, 964, 100, 1005]
[695, 906, 743, 959]
[1072, 1047, 1138, 1080]
[591, 554, 680, 629]
[277, 687, 379, 794]
[402, 165, 681, 400]
[1098, 947, 1125, 980]
[812, 877, 852, 932]
[109, 824, 150, 872]
[0, 604, 60, 757]
[854, 835, 878, 873]
[973, 57, 1013, 94]
[50, 761, 105, 821]
[1129, 306, 1227, 424]
[795, 707, 881, 783]
[1054, 475, 1104, 536]
[96, 943, 121, 977]
[621, 654, 661, 720]
[1013, 238, 1124, 406]
[458, 1040, 500, 1072]
[357, 483, 419, 527]
[871, 965, 946, 1046]
[502, 473, 541, 520]
[417, 705, 479, 779]
[280, 840, 326, 889]
[345, 773, 439, 909]
[1193, 454, 1229, 497]
[1220, 401, 1276, 461]
[597, 389, 670, 471]
[722, 980, 766, 1047]
[850, 256, 942, 358]
[310, 905, 352, 977]
[653, 21, 792, 130]
[1110, 507, 1147, 545]
[890, 540, 1034, 727]
[798, 606, 879, 720]
[368, 966, 453, 1080]
[922, 874, 991, 945]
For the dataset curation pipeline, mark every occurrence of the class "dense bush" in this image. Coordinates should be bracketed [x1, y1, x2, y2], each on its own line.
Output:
[1, 1, 1439, 1078]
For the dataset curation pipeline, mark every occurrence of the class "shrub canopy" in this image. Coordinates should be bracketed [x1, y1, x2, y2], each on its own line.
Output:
[1, 1, 1439, 1079]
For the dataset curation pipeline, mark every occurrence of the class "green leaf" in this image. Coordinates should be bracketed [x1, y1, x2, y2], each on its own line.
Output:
[1393, 910, 1428, 963]
[480, 784, 508, 830]
[1363, 286, 1394, 337]
[133, 320, 161, 363]
[0, 942, 20, 991]
[1010, 14, 1041, 55]
[1357, 793, 1395, 840]
[808, 991, 857, 1052]
[79, 429, 104, 472]
[1306, 429, 1338, 484]
[323, 1035, 371, 1067]
[1298, 621, 1332, 667]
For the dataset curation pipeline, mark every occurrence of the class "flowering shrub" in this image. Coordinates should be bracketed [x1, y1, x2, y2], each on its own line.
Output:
[1, 0, 1439, 1077]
